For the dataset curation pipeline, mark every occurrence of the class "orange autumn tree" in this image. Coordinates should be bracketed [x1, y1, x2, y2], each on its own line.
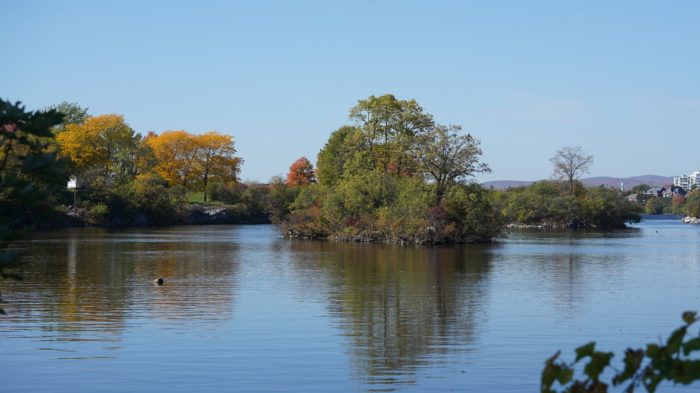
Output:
[286, 157, 315, 187]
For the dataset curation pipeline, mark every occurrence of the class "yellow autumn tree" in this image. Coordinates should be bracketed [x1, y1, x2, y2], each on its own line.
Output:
[148, 130, 242, 200]
[195, 132, 242, 202]
[147, 130, 200, 189]
[56, 114, 140, 183]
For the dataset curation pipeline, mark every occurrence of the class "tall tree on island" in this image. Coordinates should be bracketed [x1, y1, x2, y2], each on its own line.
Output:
[348, 94, 434, 176]
[417, 124, 490, 203]
[550, 146, 593, 197]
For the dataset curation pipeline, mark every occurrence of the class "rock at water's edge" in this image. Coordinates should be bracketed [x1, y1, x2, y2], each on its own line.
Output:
[682, 216, 700, 224]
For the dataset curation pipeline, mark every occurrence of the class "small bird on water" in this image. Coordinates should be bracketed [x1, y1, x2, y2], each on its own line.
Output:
[153, 277, 164, 286]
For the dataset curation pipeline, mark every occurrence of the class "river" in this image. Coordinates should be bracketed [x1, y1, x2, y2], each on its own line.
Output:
[1, 220, 699, 392]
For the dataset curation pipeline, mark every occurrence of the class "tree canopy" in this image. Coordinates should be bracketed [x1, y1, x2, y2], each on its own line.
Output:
[1, 99, 66, 310]
[286, 156, 315, 187]
[56, 114, 144, 184]
[148, 130, 241, 201]
[417, 124, 490, 202]
[283, 94, 502, 244]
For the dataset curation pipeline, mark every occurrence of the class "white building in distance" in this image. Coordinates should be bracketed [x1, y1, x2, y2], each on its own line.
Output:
[674, 171, 700, 189]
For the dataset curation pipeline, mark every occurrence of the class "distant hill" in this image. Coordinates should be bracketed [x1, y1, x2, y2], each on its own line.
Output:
[482, 175, 673, 190]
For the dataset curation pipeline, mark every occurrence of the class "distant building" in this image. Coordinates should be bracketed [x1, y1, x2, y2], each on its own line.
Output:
[674, 171, 699, 189]
[644, 187, 666, 197]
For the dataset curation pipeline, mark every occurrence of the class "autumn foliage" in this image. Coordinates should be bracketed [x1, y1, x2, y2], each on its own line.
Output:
[56, 114, 150, 181]
[56, 112, 242, 203]
[286, 157, 315, 187]
[147, 130, 242, 201]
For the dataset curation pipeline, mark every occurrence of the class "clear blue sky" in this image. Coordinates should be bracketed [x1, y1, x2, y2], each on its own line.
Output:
[3, 1, 699, 182]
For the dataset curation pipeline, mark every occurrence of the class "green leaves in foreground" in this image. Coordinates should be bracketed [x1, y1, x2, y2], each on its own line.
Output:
[542, 311, 700, 392]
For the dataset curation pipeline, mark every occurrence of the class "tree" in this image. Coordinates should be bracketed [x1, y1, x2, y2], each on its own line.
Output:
[645, 197, 664, 215]
[417, 124, 490, 203]
[56, 114, 140, 184]
[46, 101, 89, 132]
[1, 99, 66, 313]
[542, 311, 700, 393]
[316, 125, 359, 186]
[671, 195, 686, 214]
[286, 157, 315, 187]
[631, 184, 652, 194]
[550, 146, 593, 197]
[195, 132, 241, 202]
[349, 94, 434, 176]
[148, 130, 200, 189]
[685, 191, 700, 218]
[148, 130, 242, 199]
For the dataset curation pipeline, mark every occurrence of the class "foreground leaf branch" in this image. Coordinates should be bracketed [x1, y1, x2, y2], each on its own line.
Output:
[542, 311, 700, 392]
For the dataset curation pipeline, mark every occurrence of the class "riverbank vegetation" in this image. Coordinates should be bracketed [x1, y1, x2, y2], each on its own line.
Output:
[1, 95, 644, 245]
[492, 146, 640, 229]
[55, 103, 308, 226]
[617, 182, 700, 219]
[1, 100, 67, 312]
[496, 180, 641, 229]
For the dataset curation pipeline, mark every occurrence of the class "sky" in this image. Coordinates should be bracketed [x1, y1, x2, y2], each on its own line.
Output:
[3, 0, 699, 182]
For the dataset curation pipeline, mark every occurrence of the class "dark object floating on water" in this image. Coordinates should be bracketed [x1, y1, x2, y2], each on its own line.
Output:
[154, 277, 164, 286]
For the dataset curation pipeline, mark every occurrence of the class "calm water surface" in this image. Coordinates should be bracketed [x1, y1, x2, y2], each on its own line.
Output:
[1, 220, 699, 392]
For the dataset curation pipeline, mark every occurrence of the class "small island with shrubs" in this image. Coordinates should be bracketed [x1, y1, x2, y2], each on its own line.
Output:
[279, 95, 641, 244]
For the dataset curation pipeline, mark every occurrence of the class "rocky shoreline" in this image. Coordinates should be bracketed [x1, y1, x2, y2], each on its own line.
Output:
[505, 222, 628, 230]
[43, 204, 270, 229]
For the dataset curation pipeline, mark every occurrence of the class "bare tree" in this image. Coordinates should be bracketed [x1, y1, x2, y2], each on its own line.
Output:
[550, 146, 593, 196]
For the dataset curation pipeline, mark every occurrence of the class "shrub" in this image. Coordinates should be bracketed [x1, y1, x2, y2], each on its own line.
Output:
[87, 203, 109, 224]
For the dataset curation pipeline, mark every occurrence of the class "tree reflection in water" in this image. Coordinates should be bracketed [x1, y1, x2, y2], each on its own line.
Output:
[289, 241, 493, 389]
[2, 227, 239, 343]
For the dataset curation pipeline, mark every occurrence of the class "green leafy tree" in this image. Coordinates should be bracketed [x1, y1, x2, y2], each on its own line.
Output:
[631, 184, 652, 194]
[316, 126, 359, 186]
[46, 101, 89, 132]
[417, 124, 490, 203]
[349, 94, 434, 176]
[499, 181, 639, 228]
[1, 99, 66, 313]
[284, 94, 502, 244]
[542, 311, 700, 393]
[685, 191, 700, 218]
[645, 197, 664, 215]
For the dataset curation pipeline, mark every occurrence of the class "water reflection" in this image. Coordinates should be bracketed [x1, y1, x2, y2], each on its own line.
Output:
[2, 222, 698, 392]
[289, 241, 493, 390]
[1, 227, 239, 345]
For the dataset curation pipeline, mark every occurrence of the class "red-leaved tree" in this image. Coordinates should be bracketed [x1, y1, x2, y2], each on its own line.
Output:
[286, 157, 315, 187]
